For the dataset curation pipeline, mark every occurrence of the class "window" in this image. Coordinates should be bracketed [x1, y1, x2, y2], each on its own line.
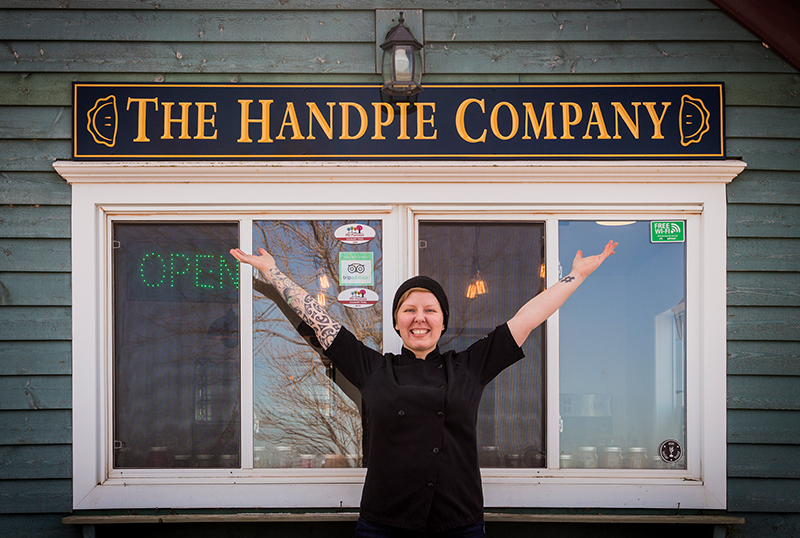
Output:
[59, 160, 742, 511]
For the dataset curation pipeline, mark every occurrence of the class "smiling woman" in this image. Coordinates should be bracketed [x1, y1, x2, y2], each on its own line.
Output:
[231, 239, 615, 536]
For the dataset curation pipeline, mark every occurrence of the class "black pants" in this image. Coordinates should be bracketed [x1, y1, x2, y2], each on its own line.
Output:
[355, 517, 486, 538]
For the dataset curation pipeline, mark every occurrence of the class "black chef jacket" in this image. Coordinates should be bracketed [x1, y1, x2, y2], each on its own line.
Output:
[324, 323, 525, 532]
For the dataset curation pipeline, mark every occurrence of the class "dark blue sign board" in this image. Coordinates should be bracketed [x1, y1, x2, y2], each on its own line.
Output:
[74, 83, 724, 160]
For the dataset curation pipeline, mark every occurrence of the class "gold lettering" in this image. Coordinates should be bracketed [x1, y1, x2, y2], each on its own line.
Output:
[612, 102, 641, 139]
[340, 102, 368, 140]
[490, 102, 519, 141]
[307, 102, 335, 140]
[582, 102, 611, 140]
[415, 103, 437, 140]
[195, 102, 217, 140]
[455, 98, 487, 144]
[276, 103, 305, 140]
[126, 97, 159, 142]
[372, 103, 394, 140]
[161, 102, 192, 140]
[237, 99, 273, 143]
[643, 102, 671, 139]
[560, 102, 582, 140]
[397, 103, 411, 140]
[522, 102, 555, 140]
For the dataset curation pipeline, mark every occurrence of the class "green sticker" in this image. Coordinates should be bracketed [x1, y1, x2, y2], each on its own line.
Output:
[339, 252, 374, 286]
[650, 221, 685, 243]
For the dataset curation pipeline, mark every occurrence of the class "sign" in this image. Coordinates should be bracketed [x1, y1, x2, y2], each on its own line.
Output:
[339, 252, 374, 286]
[651, 221, 685, 243]
[337, 288, 380, 309]
[73, 83, 725, 160]
[334, 223, 376, 244]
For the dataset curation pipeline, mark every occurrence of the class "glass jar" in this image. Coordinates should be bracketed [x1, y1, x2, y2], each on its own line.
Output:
[626, 447, 648, 469]
[576, 446, 598, 469]
[600, 447, 624, 469]
[559, 454, 573, 469]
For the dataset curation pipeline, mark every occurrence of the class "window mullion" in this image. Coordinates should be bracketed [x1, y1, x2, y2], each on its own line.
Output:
[240, 218, 255, 470]
[544, 217, 562, 469]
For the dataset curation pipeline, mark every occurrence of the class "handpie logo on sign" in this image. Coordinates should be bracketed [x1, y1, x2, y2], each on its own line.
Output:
[86, 95, 118, 147]
[679, 95, 710, 146]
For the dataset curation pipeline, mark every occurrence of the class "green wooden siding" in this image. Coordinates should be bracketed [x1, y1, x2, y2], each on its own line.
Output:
[0, 1, 798, 537]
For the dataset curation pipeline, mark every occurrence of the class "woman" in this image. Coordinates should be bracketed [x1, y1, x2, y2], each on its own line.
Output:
[231, 240, 617, 537]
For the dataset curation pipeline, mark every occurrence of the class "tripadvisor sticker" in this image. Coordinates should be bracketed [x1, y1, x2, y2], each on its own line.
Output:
[650, 221, 685, 243]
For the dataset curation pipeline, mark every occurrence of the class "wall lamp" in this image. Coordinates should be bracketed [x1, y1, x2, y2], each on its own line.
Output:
[380, 12, 423, 100]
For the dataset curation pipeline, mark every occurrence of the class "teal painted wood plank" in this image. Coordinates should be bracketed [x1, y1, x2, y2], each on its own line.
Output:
[0, 444, 71, 479]
[728, 171, 800, 205]
[0, 376, 71, 410]
[0, 341, 71, 376]
[726, 138, 800, 172]
[728, 204, 800, 238]
[728, 238, 800, 272]
[0, 514, 81, 538]
[1, 41, 375, 73]
[0, 72, 382, 107]
[3, 72, 798, 108]
[0, 306, 71, 341]
[0, 140, 70, 172]
[0, 273, 71, 306]
[721, 514, 800, 538]
[1, 10, 375, 42]
[0, 172, 70, 205]
[423, 41, 794, 74]
[727, 106, 800, 139]
[727, 306, 800, 341]
[0, 0, 625, 9]
[728, 444, 800, 478]
[0, 409, 71, 445]
[728, 341, 800, 376]
[0, 239, 71, 272]
[0, 205, 70, 239]
[728, 376, 800, 410]
[727, 272, 800, 306]
[728, 477, 800, 513]
[0, 107, 71, 140]
[0, 479, 72, 514]
[728, 409, 800, 444]
[424, 10, 753, 42]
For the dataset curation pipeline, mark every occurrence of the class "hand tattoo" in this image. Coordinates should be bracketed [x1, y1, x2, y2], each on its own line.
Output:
[560, 275, 576, 283]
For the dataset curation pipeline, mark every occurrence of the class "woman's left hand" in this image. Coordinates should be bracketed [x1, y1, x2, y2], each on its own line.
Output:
[571, 240, 618, 279]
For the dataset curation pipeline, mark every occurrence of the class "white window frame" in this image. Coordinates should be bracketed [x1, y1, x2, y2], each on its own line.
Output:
[56, 160, 745, 511]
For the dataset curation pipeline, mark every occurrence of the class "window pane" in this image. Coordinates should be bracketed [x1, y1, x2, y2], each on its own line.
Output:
[252, 220, 382, 469]
[113, 223, 240, 469]
[419, 222, 546, 468]
[558, 221, 686, 470]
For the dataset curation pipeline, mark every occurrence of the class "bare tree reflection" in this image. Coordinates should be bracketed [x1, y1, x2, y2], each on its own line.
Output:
[251, 220, 383, 467]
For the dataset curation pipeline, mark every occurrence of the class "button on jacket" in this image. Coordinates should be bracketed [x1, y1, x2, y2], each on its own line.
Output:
[324, 323, 525, 532]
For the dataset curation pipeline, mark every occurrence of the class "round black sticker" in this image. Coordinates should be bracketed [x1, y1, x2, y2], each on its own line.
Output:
[659, 439, 683, 463]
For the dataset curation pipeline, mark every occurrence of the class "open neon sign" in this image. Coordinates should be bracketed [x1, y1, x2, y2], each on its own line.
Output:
[139, 252, 239, 290]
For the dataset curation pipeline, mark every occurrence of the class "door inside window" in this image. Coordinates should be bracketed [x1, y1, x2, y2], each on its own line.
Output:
[251, 219, 383, 469]
[418, 221, 546, 468]
[558, 220, 687, 470]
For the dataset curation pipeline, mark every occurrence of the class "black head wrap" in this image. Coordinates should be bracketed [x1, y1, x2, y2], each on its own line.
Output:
[392, 275, 449, 335]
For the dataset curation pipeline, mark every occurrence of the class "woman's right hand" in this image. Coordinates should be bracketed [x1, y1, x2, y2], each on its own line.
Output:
[230, 248, 277, 274]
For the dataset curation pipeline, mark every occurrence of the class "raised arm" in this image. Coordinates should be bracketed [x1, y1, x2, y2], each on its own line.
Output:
[506, 240, 617, 347]
[230, 247, 342, 349]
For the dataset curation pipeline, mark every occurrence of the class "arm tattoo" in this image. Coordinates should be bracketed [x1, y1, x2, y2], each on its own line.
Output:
[266, 268, 341, 349]
[560, 275, 576, 283]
